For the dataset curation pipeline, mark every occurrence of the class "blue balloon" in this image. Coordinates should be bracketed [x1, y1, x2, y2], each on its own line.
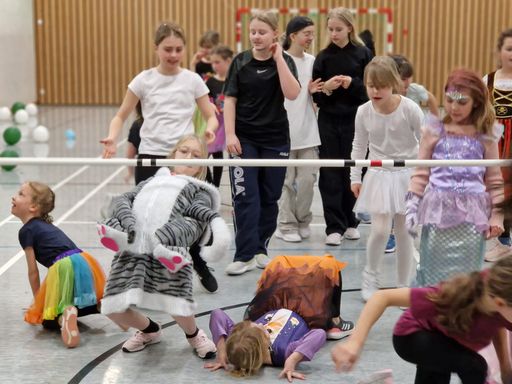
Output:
[65, 129, 76, 140]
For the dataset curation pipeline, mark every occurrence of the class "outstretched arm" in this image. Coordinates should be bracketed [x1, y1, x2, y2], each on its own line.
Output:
[492, 327, 512, 383]
[204, 309, 235, 372]
[331, 288, 411, 372]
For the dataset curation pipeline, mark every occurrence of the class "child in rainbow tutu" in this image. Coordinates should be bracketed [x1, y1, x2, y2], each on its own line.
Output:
[12, 181, 106, 348]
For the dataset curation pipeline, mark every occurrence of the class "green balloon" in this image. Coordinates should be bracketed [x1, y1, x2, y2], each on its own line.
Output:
[3, 126, 21, 145]
[0, 149, 19, 171]
[11, 101, 26, 115]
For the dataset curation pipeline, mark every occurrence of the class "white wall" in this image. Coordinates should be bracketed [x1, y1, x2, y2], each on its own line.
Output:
[0, 0, 36, 107]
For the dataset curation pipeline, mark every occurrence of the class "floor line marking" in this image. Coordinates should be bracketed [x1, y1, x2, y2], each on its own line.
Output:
[0, 139, 127, 229]
[0, 166, 125, 277]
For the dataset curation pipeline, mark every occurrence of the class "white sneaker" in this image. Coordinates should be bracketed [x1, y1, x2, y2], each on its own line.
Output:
[275, 229, 302, 243]
[298, 225, 311, 239]
[225, 258, 257, 275]
[255, 253, 271, 269]
[361, 269, 379, 302]
[325, 233, 343, 246]
[485, 238, 512, 262]
[344, 227, 361, 240]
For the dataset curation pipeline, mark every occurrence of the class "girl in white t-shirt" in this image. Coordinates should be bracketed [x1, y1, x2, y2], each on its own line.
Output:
[275, 16, 323, 243]
[101, 21, 218, 185]
[350, 56, 423, 301]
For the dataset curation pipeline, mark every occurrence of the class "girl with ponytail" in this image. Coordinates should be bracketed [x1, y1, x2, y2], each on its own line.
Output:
[11, 181, 107, 348]
[331, 256, 512, 383]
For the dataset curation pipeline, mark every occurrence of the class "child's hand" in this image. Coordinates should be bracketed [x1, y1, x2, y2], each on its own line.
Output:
[486, 225, 504, 239]
[100, 137, 117, 158]
[331, 339, 361, 372]
[204, 128, 216, 144]
[279, 354, 305, 382]
[204, 353, 229, 371]
[323, 76, 344, 92]
[351, 183, 362, 198]
[308, 78, 324, 94]
[270, 42, 283, 61]
[226, 133, 242, 155]
[339, 76, 352, 89]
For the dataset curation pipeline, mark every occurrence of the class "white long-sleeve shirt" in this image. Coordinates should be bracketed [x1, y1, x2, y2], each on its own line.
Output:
[350, 96, 423, 183]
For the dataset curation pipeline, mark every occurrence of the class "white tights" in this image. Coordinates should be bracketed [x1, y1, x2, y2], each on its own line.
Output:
[365, 213, 415, 287]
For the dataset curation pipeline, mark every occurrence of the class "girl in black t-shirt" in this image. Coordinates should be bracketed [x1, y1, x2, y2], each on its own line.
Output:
[223, 10, 300, 276]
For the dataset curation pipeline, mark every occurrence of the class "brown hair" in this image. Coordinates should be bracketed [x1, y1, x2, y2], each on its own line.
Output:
[154, 21, 186, 46]
[210, 45, 234, 61]
[443, 68, 495, 135]
[364, 56, 403, 93]
[327, 7, 364, 47]
[167, 134, 208, 180]
[225, 321, 269, 377]
[496, 29, 512, 68]
[27, 181, 55, 223]
[199, 30, 220, 48]
[429, 256, 512, 334]
[389, 54, 414, 79]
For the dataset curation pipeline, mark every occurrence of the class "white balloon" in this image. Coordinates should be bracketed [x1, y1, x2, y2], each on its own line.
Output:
[25, 103, 38, 116]
[0, 107, 11, 121]
[14, 109, 29, 124]
[33, 125, 49, 142]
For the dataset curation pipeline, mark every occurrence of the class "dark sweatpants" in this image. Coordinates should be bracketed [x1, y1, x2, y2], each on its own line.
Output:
[317, 110, 359, 235]
[229, 141, 289, 262]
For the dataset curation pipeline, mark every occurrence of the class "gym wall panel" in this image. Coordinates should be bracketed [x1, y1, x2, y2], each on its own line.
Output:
[33, 0, 512, 105]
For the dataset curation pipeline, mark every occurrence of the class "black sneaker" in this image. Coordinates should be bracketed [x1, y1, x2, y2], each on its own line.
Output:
[195, 265, 218, 293]
[326, 318, 354, 340]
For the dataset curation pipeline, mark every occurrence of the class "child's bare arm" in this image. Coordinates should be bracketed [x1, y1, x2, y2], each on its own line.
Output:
[25, 247, 40, 296]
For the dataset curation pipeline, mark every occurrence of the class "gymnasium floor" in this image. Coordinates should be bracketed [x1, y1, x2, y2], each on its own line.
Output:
[0, 106, 418, 383]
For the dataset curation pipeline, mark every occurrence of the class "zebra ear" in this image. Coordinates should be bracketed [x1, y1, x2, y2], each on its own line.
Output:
[200, 217, 231, 262]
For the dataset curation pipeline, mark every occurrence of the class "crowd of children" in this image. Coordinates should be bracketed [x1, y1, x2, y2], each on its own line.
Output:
[12, 8, 512, 384]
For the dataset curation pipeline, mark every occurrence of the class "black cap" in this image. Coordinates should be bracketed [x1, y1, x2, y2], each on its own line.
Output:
[285, 16, 314, 36]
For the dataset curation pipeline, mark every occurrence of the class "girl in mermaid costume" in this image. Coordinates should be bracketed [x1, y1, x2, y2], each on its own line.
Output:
[406, 68, 504, 287]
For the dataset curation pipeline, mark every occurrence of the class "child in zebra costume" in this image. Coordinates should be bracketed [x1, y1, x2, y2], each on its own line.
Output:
[97, 134, 231, 357]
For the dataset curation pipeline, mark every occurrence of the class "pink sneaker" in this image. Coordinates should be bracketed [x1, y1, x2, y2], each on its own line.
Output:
[61, 306, 80, 348]
[357, 369, 393, 384]
[187, 329, 217, 359]
[122, 328, 162, 352]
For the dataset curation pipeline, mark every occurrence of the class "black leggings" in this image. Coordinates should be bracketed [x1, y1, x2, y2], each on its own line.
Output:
[393, 331, 488, 384]
[42, 304, 100, 330]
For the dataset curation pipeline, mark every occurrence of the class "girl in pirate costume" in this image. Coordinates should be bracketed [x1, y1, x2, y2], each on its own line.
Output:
[97, 134, 231, 358]
[406, 69, 504, 287]
[484, 28, 512, 263]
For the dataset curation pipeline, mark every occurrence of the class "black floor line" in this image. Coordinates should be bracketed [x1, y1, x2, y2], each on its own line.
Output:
[67, 287, 372, 384]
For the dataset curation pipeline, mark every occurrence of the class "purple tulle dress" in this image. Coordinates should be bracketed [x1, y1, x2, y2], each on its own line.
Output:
[416, 117, 491, 286]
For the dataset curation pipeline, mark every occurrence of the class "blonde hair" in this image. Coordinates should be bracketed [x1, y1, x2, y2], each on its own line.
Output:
[26, 181, 55, 223]
[429, 256, 512, 334]
[327, 7, 364, 47]
[167, 134, 208, 180]
[364, 56, 403, 93]
[225, 321, 269, 377]
[250, 10, 279, 32]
